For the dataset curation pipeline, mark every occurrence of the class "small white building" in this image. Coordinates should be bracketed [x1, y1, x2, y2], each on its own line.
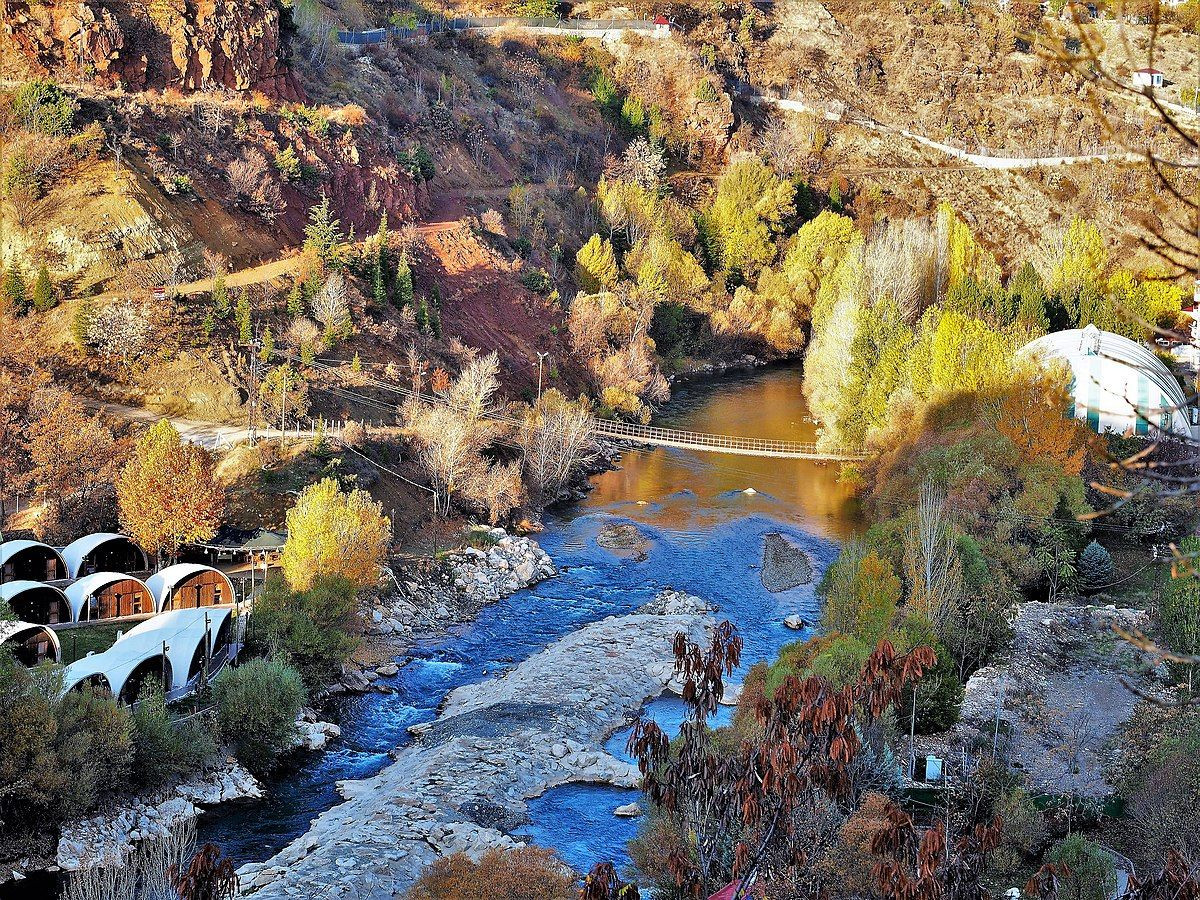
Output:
[1132, 68, 1164, 89]
[1021, 325, 1195, 440]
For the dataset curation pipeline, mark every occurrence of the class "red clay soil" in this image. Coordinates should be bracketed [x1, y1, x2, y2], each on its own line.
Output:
[417, 216, 585, 400]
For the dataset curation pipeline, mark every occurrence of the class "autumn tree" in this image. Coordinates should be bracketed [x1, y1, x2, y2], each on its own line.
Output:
[116, 420, 223, 564]
[259, 364, 310, 429]
[519, 389, 599, 501]
[280, 477, 390, 591]
[409, 847, 577, 900]
[171, 843, 238, 900]
[576, 234, 619, 292]
[625, 623, 936, 898]
[22, 389, 122, 537]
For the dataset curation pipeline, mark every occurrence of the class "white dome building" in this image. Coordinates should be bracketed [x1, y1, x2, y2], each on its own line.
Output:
[1020, 325, 1195, 440]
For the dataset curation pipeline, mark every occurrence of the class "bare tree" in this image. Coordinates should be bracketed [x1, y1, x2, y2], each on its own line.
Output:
[520, 390, 599, 501]
[310, 273, 351, 341]
[86, 301, 153, 360]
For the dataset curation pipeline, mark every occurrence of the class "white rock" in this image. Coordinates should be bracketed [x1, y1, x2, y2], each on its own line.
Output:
[613, 802, 642, 818]
[784, 614, 805, 630]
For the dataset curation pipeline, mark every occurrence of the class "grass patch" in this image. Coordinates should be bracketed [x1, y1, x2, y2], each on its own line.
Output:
[57, 623, 124, 664]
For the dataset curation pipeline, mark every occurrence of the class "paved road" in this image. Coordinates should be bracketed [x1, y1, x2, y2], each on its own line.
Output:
[744, 92, 1148, 170]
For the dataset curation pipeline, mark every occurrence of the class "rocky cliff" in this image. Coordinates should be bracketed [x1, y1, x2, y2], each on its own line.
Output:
[1, 0, 302, 100]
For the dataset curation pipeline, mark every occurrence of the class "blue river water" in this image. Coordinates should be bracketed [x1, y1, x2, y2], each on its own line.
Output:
[198, 364, 860, 880]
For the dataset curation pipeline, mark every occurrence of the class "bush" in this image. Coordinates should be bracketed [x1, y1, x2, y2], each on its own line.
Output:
[249, 574, 361, 691]
[11, 80, 77, 136]
[1044, 834, 1115, 900]
[1077, 540, 1114, 592]
[408, 847, 576, 900]
[0, 650, 132, 832]
[130, 684, 219, 789]
[212, 656, 305, 774]
[275, 146, 302, 181]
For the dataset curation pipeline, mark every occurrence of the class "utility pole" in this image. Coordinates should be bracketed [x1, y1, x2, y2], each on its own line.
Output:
[536, 351, 550, 405]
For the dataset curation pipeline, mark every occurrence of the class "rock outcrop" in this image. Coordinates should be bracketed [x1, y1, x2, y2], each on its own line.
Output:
[238, 589, 715, 899]
[56, 761, 262, 872]
[364, 528, 556, 641]
[1, 0, 302, 99]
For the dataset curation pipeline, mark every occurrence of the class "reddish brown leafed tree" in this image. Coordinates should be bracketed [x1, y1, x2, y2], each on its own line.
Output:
[171, 843, 237, 900]
[625, 621, 937, 900]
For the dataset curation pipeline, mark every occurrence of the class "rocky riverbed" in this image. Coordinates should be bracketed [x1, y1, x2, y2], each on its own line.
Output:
[237, 588, 715, 898]
[336, 528, 557, 691]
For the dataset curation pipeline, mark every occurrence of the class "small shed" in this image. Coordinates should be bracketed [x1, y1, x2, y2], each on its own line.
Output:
[1, 539, 67, 583]
[147, 564, 236, 612]
[0, 580, 71, 625]
[188, 527, 286, 567]
[0, 620, 61, 665]
[1132, 68, 1164, 88]
[64, 572, 154, 622]
[61, 533, 149, 579]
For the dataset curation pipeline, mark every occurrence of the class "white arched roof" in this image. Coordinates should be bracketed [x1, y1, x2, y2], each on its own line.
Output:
[1021, 326, 1194, 438]
[147, 564, 236, 612]
[60, 607, 231, 697]
[0, 620, 61, 663]
[61, 533, 145, 579]
[0, 539, 66, 572]
[0, 579, 68, 606]
[63, 572, 151, 622]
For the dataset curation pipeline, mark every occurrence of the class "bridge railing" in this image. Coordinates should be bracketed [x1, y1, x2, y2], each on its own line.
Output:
[592, 418, 864, 459]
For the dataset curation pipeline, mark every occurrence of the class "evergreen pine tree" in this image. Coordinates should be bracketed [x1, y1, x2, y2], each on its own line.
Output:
[201, 310, 215, 341]
[260, 326, 275, 363]
[300, 342, 315, 366]
[415, 297, 429, 333]
[236, 290, 252, 344]
[351, 352, 362, 374]
[31, 264, 54, 312]
[1077, 541, 1114, 592]
[287, 280, 303, 318]
[394, 255, 414, 309]
[1, 269, 28, 316]
[372, 214, 389, 308]
[303, 194, 344, 270]
[212, 271, 230, 319]
[72, 297, 96, 349]
[429, 305, 441, 339]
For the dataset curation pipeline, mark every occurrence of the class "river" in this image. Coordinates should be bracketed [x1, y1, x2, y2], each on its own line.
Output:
[198, 363, 860, 881]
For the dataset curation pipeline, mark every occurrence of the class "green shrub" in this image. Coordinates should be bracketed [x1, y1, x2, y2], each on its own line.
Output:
[130, 683, 219, 789]
[1077, 540, 1113, 592]
[1045, 834, 1115, 900]
[519, 268, 553, 294]
[11, 80, 77, 136]
[275, 146, 303, 181]
[249, 575, 360, 691]
[695, 80, 720, 102]
[213, 655, 305, 774]
[0, 651, 132, 832]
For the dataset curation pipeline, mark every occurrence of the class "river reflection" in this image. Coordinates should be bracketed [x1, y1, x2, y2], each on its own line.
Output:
[585, 366, 859, 539]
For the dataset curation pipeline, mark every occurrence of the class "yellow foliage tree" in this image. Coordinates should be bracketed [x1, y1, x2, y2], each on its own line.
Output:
[938, 203, 1001, 297]
[281, 477, 390, 591]
[704, 157, 794, 278]
[117, 419, 223, 564]
[575, 234, 618, 292]
[1050, 216, 1108, 299]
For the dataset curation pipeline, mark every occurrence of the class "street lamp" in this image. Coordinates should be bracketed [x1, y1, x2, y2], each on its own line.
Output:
[535, 351, 550, 405]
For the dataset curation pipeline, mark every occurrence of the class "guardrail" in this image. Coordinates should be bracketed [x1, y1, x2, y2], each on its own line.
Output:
[338, 16, 668, 44]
